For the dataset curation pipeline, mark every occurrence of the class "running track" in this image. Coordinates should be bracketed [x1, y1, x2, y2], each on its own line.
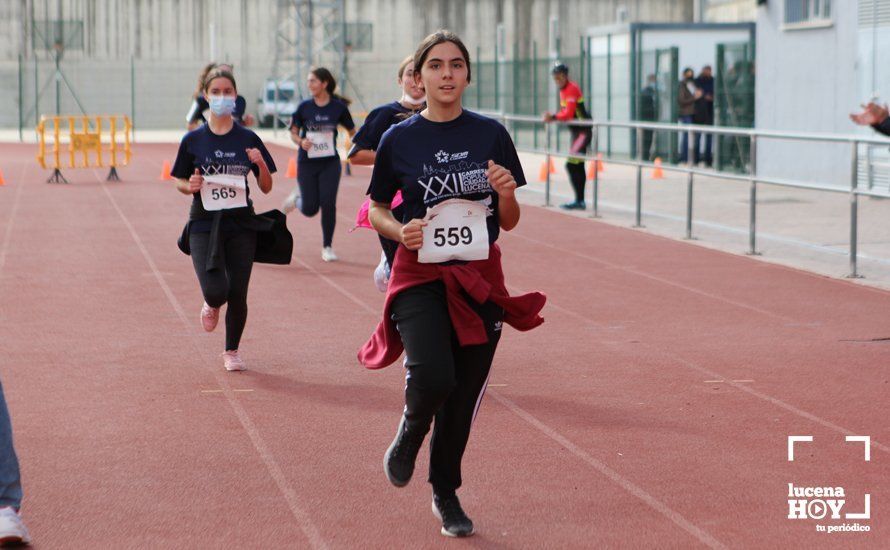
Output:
[0, 143, 888, 548]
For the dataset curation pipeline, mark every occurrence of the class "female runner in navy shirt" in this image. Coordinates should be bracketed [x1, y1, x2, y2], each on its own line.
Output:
[349, 55, 425, 291]
[282, 67, 355, 262]
[172, 68, 277, 372]
[359, 31, 546, 538]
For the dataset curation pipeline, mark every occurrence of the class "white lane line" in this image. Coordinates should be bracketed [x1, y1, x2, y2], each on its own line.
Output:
[96, 172, 328, 550]
[510, 282, 889, 456]
[289, 237, 726, 548]
[0, 162, 29, 278]
[505, 228, 797, 323]
[491, 391, 727, 549]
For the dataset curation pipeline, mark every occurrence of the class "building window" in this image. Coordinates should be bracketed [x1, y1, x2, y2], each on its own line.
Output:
[784, 0, 832, 25]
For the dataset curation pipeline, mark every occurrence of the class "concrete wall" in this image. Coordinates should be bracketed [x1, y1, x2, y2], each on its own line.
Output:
[754, 2, 859, 188]
[0, 0, 694, 129]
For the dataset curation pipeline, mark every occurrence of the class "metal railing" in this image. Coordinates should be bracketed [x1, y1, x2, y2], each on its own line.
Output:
[483, 112, 890, 279]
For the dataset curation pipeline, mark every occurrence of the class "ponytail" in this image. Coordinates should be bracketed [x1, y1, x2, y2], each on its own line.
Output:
[311, 67, 352, 106]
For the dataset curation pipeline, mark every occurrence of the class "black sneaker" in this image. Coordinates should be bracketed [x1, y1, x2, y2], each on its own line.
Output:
[383, 415, 425, 487]
[432, 494, 475, 538]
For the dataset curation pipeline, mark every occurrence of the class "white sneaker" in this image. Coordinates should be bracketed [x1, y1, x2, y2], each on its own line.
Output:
[0, 507, 31, 546]
[281, 190, 300, 214]
[322, 247, 339, 262]
[222, 350, 247, 372]
[373, 251, 390, 293]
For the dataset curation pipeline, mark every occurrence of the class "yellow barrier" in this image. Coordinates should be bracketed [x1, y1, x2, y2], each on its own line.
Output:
[36, 115, 132, 183]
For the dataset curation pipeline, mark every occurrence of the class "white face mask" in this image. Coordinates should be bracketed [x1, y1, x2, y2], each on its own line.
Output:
[400, 93, 425, 106]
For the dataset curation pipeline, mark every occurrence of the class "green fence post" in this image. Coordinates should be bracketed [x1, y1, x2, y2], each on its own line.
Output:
[716, 44, 725, 171]
[34, 55, 39, 127]
[533, 41, 538, 149]
[606, 34, 612, 156]
[18, 54, 23, 142]
[130, 55, 136, 140]
[494, 37, 500, 112]
[513, 40, 519, 115]
[476, 46, 481, 109]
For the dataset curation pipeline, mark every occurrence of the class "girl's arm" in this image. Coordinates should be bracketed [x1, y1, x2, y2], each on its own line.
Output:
[369, 201, 426, 250]
[487, 160, 520, 230]
[349, 149, 376, 166]
[176, 169, 203, 195]
[246, 148, 273, 194]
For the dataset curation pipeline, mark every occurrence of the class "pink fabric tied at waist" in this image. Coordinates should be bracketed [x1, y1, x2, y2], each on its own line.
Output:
[351, 191, 404, 231]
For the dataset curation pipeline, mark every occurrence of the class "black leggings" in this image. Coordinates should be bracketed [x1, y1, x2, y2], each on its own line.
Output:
[189, 229, 257, 351]
[391, 281, 503, 497]
[298, 158, 342, 247]
[566, 162, 587, 203]
[567, 128, 592, 203]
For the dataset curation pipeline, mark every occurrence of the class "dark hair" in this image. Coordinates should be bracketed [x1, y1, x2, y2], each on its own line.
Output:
[397, 56, 414, 79]
[551, 62, 569, 75]
[682, 67, 694, 77]
[203, 68, 237, 93]
[195, 62, 218, 99]
[412, 30, 472, 83]
[311, 67, 352, 106]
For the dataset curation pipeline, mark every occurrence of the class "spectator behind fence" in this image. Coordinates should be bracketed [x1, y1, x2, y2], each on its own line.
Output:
[543, 63, 593, 210]
[677, 67, 701, 163]
[694, 65, 715, 167]
[850, 102, 890, 136]
[639, 73, 658, 161]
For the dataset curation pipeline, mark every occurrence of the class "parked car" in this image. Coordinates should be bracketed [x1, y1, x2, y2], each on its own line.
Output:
[257, 80, 297, 128]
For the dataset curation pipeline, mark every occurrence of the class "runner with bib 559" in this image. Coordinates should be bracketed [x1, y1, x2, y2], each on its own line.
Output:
[358, 30, 546, 539]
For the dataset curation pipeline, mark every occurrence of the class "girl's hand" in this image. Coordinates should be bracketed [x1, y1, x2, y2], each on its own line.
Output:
[188, 168, 203, 193]
[300, 138, 314, 152]
[487, 160, 517, 198]
[400, 218, 427, 250]
[245, 147, 265, 166]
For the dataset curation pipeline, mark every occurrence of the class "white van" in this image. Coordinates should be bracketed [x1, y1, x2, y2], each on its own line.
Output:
[257, 80, 297, 128]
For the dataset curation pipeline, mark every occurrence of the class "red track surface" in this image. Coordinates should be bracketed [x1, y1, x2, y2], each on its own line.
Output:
[0, 142, 888, 548]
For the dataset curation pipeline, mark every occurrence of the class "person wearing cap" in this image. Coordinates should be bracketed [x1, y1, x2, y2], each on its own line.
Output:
[543, 63, 592, 210]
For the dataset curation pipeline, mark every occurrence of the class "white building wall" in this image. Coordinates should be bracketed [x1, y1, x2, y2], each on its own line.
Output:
[755, 1, 861, 188]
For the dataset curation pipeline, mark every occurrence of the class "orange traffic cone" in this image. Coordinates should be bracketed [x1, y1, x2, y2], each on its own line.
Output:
[159, 160, 173, 181]
[651, 157, 664, 179]
[0, 169, 5, 186]
[587, 153, 606, 179]
[286, 157, 297, 178]
[538, 158, 556, 182]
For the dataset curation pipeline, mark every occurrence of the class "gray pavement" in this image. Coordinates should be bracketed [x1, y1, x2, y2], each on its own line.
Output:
[515, 150, 890, 290]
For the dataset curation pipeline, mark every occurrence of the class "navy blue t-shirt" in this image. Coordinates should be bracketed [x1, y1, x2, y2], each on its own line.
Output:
[352, 101, 420, 152]
[291, 98, 355, 163]
[187, 95, 248, 125]
[368, 110, 526, 245]
[171, 124, 277, 224]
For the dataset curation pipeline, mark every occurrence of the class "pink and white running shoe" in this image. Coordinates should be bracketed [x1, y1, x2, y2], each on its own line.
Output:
[200, 302, 220, 332]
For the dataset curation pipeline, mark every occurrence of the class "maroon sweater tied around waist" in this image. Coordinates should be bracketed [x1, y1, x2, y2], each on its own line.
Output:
[358, 244, 546, 369]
